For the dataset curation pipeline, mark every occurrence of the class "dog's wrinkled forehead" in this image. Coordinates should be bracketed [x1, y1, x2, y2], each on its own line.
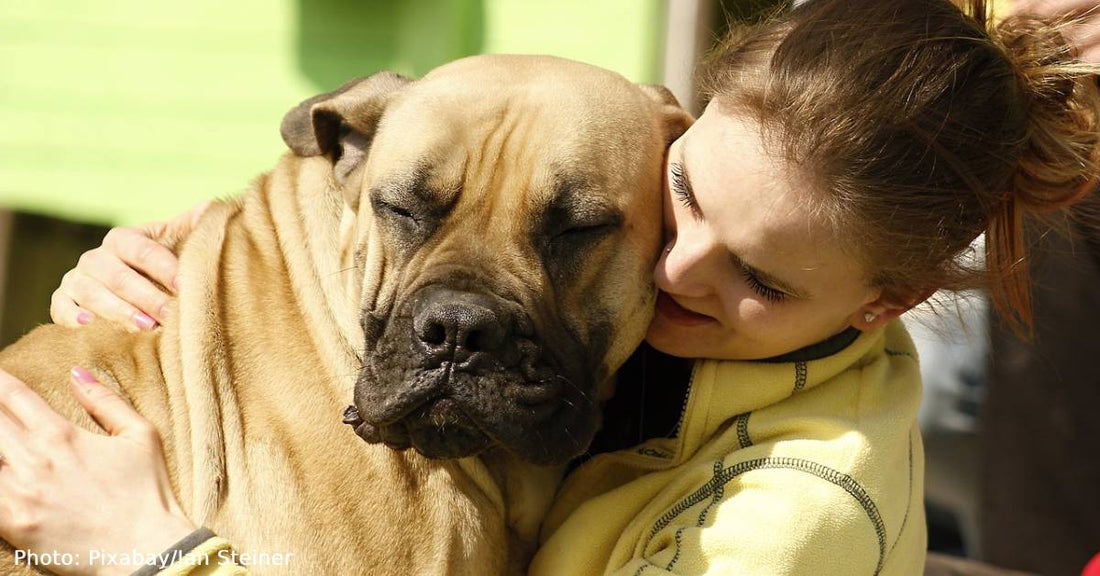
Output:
[367, 160, 606, 215]
[359, 56, 656, 208]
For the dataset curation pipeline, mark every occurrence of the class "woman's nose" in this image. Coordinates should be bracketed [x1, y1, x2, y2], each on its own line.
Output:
[656, 234, 713, 298]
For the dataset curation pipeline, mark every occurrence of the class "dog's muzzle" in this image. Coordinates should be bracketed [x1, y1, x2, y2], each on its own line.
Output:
[349, 284, 598, 464]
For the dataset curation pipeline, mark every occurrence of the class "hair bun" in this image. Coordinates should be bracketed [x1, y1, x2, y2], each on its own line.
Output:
[994, 13, 1100, 211]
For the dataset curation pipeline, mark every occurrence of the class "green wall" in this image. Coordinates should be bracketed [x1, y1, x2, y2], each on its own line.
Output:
[0, 0, 663, 226]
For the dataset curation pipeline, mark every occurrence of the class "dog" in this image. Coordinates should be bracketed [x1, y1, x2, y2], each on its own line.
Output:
[0, 54, 689, 574]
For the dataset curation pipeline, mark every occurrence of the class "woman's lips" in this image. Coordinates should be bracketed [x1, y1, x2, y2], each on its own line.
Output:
[655, 291, 715, 326]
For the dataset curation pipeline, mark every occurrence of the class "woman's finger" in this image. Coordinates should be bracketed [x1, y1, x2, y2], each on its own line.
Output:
[0, 405, 32, 468]
[81, 248, 172, 324]
[101, 227, 181, 294]
[69, 367, 152, 438]
[49, 290, 95, 328]
[0, 369, 69, 432]
[67, 273, 157, 331]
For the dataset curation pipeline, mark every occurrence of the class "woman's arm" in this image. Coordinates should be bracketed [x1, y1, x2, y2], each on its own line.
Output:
[0, 367, 243, 576]
[50, 202, 210, 331]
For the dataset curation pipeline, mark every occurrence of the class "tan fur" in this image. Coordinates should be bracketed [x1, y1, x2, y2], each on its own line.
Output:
[0, 56, 689, 575]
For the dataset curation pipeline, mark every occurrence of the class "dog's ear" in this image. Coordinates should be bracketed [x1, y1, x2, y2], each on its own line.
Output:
[637, 84, 694, 145]
[280, 72, 413, 189]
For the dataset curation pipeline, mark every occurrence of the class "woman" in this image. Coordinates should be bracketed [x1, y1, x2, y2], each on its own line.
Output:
[2, 0, 1098, 574]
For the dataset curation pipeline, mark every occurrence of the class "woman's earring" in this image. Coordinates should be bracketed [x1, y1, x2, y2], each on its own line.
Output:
[864, 313, 876, 324]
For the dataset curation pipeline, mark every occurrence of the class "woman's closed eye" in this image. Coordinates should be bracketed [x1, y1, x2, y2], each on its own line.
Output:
[729, 253, 792, 303]
[669, 162, 703, 220]
[739, 264, 788, 303]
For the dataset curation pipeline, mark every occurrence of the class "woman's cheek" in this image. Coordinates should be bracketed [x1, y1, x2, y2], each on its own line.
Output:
[717, 272, 786, 336]
[729, 293, 771, 327]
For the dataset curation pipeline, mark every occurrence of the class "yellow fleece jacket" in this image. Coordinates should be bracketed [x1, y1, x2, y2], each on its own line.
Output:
[528, 321, 925, 575]
[149, 536, 248, 576]
[156, 322, 924, 575]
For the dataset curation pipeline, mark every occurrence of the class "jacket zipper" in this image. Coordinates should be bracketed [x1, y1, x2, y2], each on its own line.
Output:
[668, 361, 699, 440]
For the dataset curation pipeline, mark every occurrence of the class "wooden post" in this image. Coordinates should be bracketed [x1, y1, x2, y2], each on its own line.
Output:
[0, 210, 12, 335]
[0, 212, 110, 348]
[661, 0, 718, 116]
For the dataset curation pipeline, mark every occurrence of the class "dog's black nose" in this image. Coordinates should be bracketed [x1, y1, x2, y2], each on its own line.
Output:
[412, 287, 509, 360]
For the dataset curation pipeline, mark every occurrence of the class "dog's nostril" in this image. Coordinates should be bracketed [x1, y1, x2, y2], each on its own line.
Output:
[422, 323, 447, 346]
[463, 330, 483, 352]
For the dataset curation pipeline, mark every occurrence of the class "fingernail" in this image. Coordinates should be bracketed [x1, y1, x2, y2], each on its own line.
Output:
[71, 366, 98, 385]
[159, 304, 170, 320]
[133, 312, 156, 330]
[77, 312, 93, 325]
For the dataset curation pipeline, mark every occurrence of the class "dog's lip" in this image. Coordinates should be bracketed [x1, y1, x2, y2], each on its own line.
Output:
[343, 405, 364, 426]
[357, 399, 502, 458]
[357, 359, 567, 422]
[344, 405, 406, 448]
[353, 368, 448, 426]
[347, 397, 490, 449]
[350, 420, 413, 450]
[508, 376, 563, 406]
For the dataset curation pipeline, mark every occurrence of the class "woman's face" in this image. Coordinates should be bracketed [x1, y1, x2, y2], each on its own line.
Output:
[647, 106, 885, 360]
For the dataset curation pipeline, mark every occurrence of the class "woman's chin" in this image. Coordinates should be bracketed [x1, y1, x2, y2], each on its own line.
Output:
[646, 320, 767, 361]
[645, 319, 716, 358]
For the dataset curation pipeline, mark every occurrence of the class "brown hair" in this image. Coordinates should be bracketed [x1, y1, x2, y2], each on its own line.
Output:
[697, 0, 1100, 337]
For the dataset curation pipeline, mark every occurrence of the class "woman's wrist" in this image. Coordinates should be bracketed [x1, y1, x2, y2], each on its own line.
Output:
[94, 516, 199, 576]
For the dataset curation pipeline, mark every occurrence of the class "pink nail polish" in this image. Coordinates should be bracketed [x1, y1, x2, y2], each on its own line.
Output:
[77, 312, 93, 325]
[133, 312, 156, 330]
[71, 366, 98, 385]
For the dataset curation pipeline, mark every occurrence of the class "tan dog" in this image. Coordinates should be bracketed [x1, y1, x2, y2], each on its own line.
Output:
[0, 55, 688, 575]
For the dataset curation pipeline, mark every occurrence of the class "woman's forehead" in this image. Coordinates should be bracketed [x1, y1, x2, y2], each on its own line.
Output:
[683, 109, 865, 284]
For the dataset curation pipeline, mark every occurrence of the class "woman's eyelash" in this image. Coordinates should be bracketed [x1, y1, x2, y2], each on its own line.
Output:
[739, 266, 787, 303]
[669, 163, 696, 210]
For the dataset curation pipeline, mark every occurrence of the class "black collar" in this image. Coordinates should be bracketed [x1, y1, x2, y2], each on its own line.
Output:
[758, 326, 862, 364]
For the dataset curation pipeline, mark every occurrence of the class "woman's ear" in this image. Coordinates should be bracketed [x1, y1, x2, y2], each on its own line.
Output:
[850, 287, 936, 331]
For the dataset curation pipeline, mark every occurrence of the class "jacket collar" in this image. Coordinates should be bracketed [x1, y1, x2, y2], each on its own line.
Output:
[759, 326, 861, 363]
[670, 323, 900, 463]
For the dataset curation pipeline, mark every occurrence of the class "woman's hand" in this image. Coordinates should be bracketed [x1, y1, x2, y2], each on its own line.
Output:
[1016, 0, 1100, 62]
[50, 201, 211, 331]
[0, 367, 195, 576]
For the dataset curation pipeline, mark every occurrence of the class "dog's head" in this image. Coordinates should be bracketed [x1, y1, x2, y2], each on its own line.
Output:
[282, 55, 690, 465]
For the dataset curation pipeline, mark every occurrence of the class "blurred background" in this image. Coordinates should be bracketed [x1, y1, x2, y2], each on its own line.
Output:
[1, 1, 1096, 575]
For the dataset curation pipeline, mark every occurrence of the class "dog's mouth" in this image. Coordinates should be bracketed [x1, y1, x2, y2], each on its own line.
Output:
[350, 283, 603, 465]
[344, 398, 495, 459]
[347, 360, 591, 463]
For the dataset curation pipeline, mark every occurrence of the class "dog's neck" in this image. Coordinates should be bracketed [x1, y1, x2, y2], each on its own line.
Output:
[269, 155, 366, 379]
[473, 449, 567, 559]
[163, 155, 369, 520]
